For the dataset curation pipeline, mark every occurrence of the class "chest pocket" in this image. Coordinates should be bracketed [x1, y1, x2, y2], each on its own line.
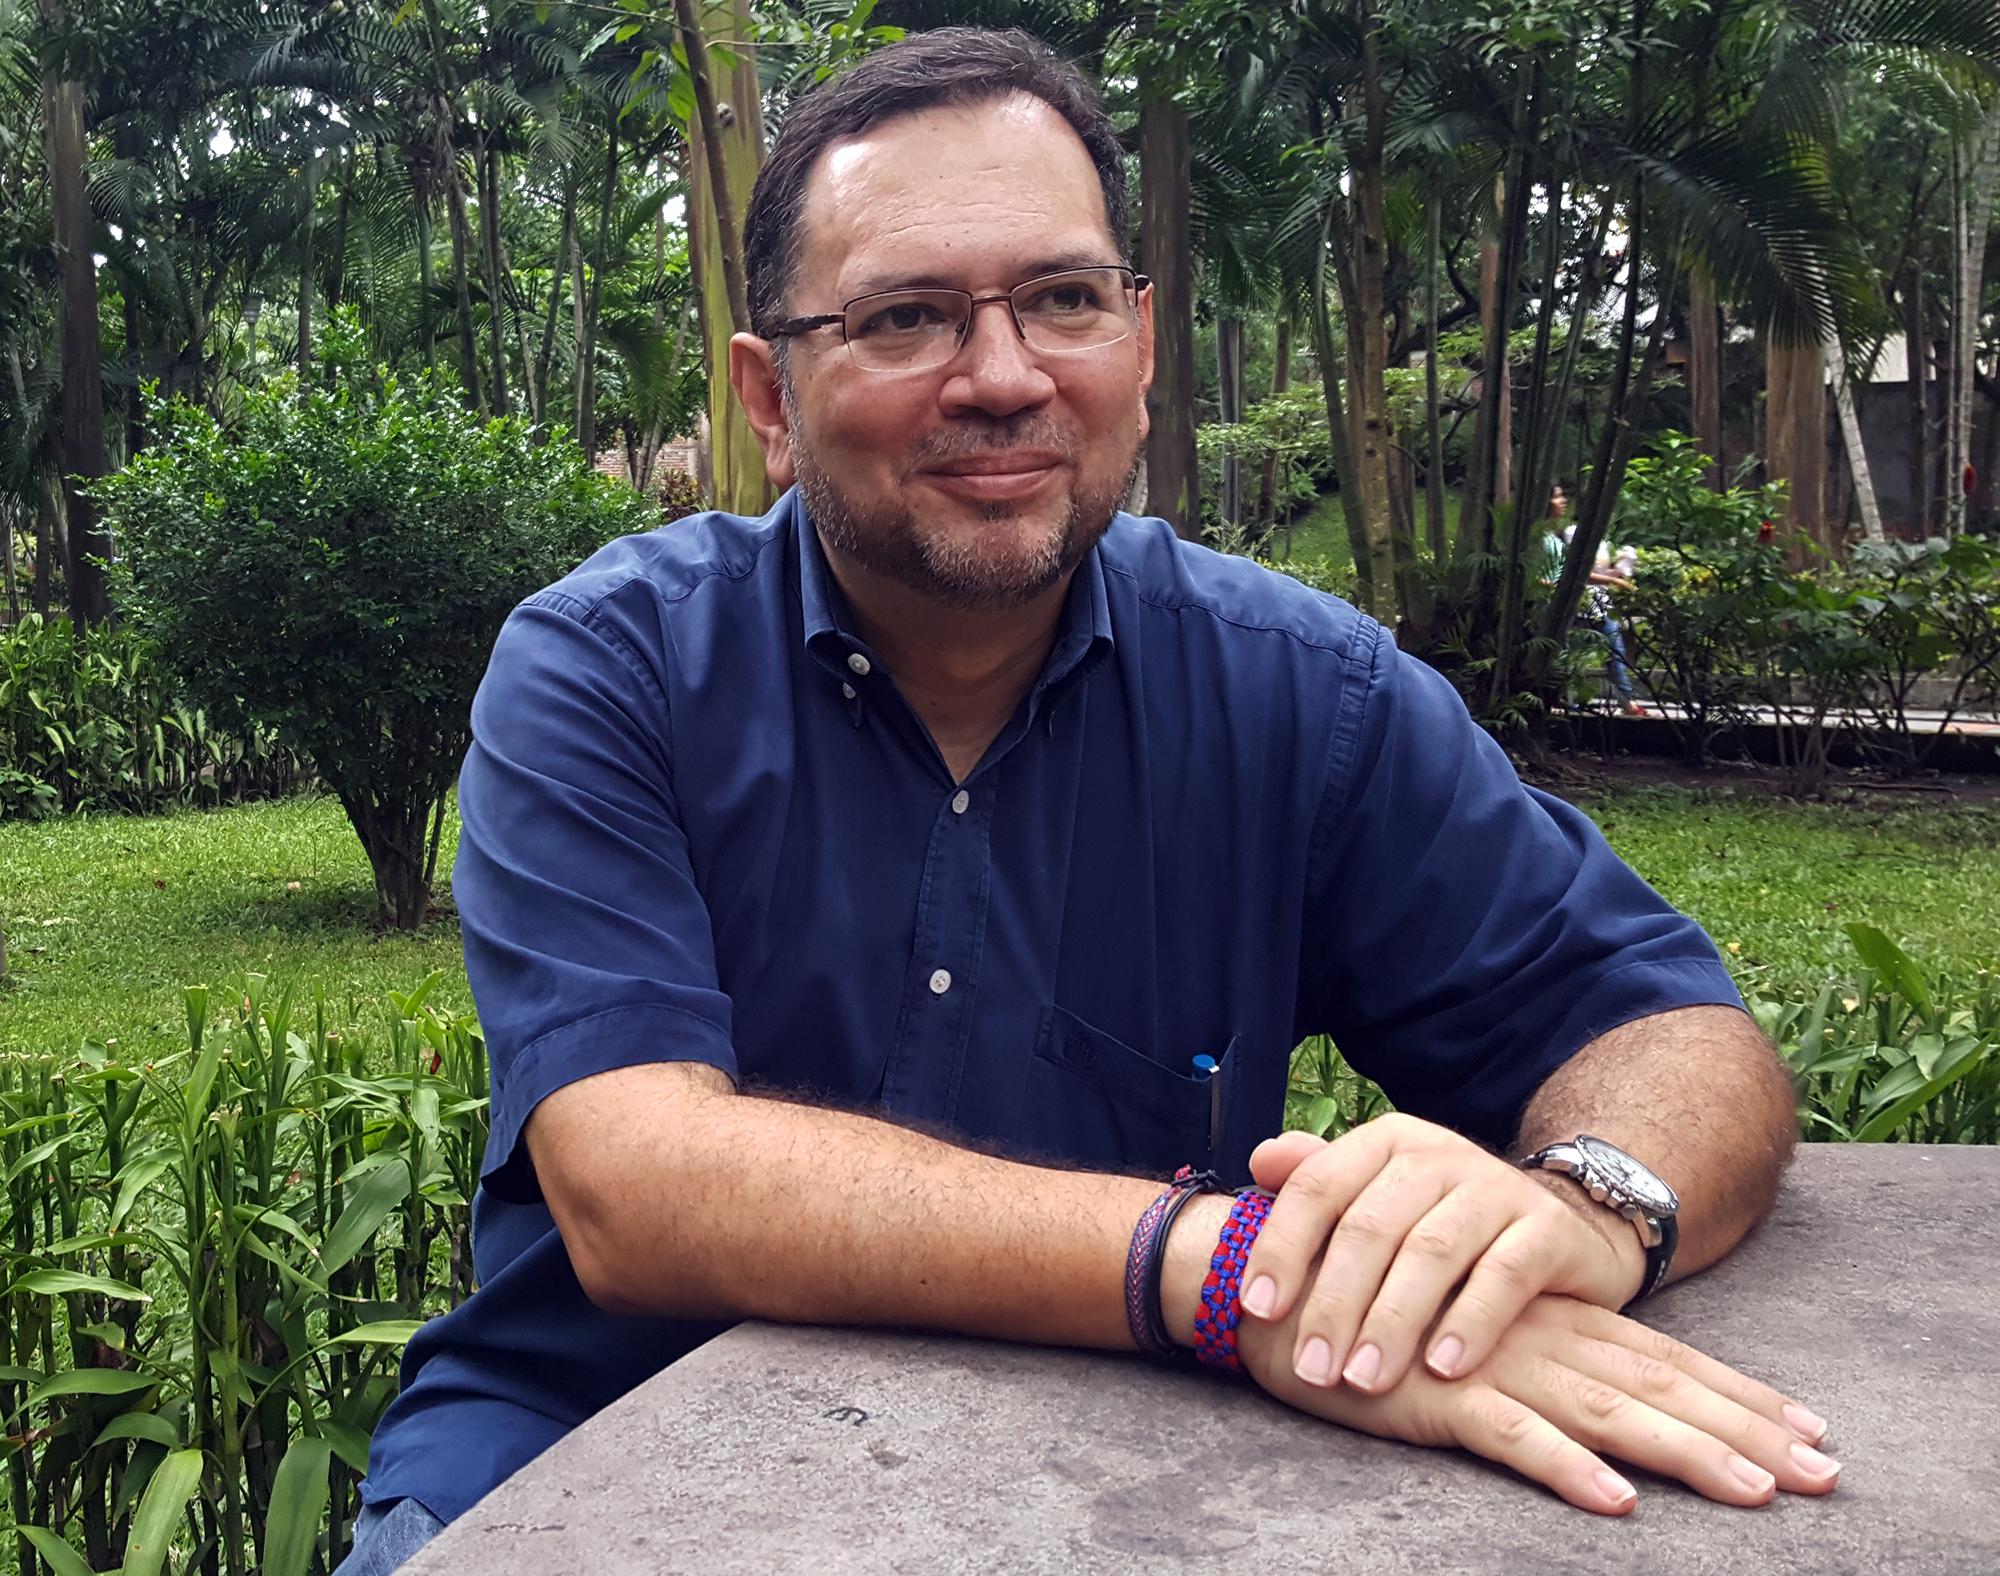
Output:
[1019, 1005, 1242, 1177]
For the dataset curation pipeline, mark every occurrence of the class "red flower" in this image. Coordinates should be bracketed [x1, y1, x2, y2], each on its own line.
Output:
[1964, 464, 1977, 498]
[1757, 520, 1776, 543]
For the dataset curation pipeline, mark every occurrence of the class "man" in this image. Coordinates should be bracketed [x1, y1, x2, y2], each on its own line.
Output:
[1543, 484, 1645, 715]
[343, 28, 1832, 1574]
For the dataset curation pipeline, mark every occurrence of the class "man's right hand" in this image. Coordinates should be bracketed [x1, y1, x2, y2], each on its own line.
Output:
[1236, 1286, 1840, 1514]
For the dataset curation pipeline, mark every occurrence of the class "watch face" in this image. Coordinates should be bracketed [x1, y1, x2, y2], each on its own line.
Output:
[1576, 1136, 1679, 1214]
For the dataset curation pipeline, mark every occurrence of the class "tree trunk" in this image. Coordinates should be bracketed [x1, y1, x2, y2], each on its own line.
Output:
[443, 158, 483, 407]
[480, 140, 510, 415]
[1766, 335, 1827, 552]
[1904, 267, 1931, 533]
[1139, 96, 1200, 539]
[1949, 107, 2000, 533]
[296, 156, 319, 389]
[535, 173, 576, 427]
[684, 0, 771, 516]
[1688, 266, 1722, 487]
[38, 33, 111, 629]
[577, 114, 618, 459]
[1256, 316, 1292, 531]
[1351, 11, 1402, 624]
[1216, 314, 1244, 533]
[1309, 244, 1364, 575]
[1424, 188, 1447, 560]
[415, 194, 438, 371]
[1829, 338, 1884, 543]
[34, 473, 59, 615]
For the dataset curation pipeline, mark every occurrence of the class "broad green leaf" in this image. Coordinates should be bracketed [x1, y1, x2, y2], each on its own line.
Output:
[124, 1447, 205, 1576]
[320, 1419, 374, 1474]
[1300, 1095, 1341, 1137]
[7, 1269, 150, 1303]
[1845, 923, 1931, 1016]
[1855, 1039, 1989, 1142]
[264, 1436, 335, 1576]
[318, 1161, 412, 1278]
[112, 1152, 176, 1228]
[0, 1364, 42, 1382]
[6, 1130, 83, 1183]
[21, 1368, 158, 1413]
[16, 1526, 96, 1576]
[327, 1320, 423, 1348]
[93, 1410, 181, 1450]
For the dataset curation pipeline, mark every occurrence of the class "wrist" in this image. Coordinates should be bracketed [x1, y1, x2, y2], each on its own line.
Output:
[1530, 1168, 1648, 1307]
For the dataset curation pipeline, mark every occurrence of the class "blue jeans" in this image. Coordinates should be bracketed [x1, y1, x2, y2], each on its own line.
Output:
[334, 1497, 446, 1576]
[1602, 618, 1634, 703]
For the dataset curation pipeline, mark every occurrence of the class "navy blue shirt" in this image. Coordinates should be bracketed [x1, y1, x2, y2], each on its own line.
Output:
[363, 490, 1741, 1520]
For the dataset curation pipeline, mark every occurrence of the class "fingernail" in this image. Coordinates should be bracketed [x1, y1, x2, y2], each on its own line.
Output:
[1342, 1342, 1382, 1390]
[1243, 1275, 1276, 1319]
[1728, 1455, 1776, 1494]
[1295, 1336, 1333, 1386]
[1594, 1468, 1637, 1507]
[1789, 1442, 1840, 1478]
[1427, 1334, 1465, 1377]
[1782, 1403, 1828, 1443]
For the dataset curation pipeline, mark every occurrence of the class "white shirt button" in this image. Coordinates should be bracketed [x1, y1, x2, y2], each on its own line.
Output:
[841, 682, 857, 700]
[846, 652, 871, 676]
[951, 790, 970, 815]
[928, 968, 952, 995]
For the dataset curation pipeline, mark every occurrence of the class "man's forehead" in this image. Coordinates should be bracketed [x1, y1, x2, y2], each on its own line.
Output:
[795, 94, 1115, 298]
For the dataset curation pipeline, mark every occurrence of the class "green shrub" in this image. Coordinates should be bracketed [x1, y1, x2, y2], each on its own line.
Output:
[0, 614, 307, 821]
[95, 312, 657, 929]
[0, 974, 486, 1576]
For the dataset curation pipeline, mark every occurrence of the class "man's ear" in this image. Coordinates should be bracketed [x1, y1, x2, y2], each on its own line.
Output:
[728, 332, 798, 490]
[1135, 281, 1159, 446]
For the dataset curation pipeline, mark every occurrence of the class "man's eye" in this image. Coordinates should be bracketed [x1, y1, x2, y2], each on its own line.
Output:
[1025, 283, 1102, 315]
[856, 301, 950, 336]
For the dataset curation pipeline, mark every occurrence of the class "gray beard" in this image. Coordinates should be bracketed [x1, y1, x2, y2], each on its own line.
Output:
[788, 410, 1141, 613]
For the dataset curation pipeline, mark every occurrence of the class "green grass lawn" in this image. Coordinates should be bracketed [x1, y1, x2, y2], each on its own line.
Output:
[3, 782, 1997, 1060]
[1572, 785, 2000, 997]
[0, 791, 468, 1060]
[1261, 490, 1463, 569]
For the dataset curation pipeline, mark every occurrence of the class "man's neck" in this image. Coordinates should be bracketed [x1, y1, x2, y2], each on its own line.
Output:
[819, 537, 1071, 783]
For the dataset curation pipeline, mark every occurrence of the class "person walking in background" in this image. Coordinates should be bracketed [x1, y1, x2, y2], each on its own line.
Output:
[1543, 484, 1645, 717]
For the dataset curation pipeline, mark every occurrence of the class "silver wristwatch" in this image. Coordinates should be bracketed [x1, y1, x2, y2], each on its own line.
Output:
[1518, 1134, 1680, 1301]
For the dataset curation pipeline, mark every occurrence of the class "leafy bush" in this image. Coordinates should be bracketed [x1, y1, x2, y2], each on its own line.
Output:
[654, 467, 704, 524]
[1749, 925, 2000, 1143]
[96, 313, 657, 929]
[0, 614, 306, 821]
[0, 974, 486, 1576]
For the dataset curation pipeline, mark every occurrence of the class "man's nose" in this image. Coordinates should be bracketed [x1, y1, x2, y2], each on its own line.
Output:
[938, 298, 1057, 417]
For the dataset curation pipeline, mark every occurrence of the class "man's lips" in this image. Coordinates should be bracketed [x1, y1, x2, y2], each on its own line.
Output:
[920, 451, 1065, 501]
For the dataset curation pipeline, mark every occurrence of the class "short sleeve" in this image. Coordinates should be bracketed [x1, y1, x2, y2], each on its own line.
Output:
[454, 589, 736, 1203]
[1296, 622, 1743, 1149]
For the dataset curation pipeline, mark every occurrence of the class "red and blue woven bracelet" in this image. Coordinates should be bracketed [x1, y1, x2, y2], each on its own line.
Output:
[1193, 1187, 1275, 1371]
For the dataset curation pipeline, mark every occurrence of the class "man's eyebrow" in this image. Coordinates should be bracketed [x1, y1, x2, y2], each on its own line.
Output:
[844, 255, 1125, 298]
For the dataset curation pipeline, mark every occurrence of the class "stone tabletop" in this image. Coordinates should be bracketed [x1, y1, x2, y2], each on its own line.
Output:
[409, 1144, 1997, 1575]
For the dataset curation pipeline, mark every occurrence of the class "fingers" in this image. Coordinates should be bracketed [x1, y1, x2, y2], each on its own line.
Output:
[1423, 1215, 1567, 1381]
[1238, 1123, 1397, 1328]
[1500, 1348, 1816, 1509]
[1278, 1163, 1454, 1388]
[1555, 1334, 1842, 1498]
[1347, 1186, 1513, 1390]
[1446, 1385, 1640, 1516]
[1561, 1302, 1834, 1449]
[1247, 1130, 1327, 1193]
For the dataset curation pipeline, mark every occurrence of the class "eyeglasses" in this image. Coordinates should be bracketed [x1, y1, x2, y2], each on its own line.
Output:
[767, 265, 1149, 373]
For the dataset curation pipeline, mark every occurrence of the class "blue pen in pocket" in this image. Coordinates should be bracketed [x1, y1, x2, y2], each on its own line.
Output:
[1192, 1053, 1222, 1159]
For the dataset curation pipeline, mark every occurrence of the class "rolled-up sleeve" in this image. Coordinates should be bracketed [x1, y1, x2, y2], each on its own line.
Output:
[454, 588, 735, 1202]
[1298, 620, 1743, 1148]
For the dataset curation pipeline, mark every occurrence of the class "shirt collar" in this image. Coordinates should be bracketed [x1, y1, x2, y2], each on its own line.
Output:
[791, 489, 1115, 696]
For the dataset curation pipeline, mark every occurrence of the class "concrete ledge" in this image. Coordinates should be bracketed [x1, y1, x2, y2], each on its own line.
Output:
[411, 1144, 1999, 1576]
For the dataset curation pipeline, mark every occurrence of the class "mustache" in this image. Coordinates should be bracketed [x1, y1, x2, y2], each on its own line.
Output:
[906, 416, 1079, 467]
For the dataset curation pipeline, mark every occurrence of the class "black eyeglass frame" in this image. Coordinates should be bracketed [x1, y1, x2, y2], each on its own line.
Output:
[764, 265, 1152, 368]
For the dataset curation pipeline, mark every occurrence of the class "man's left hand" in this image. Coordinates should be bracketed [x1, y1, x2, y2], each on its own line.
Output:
[1238, 1115, 1647, 1394]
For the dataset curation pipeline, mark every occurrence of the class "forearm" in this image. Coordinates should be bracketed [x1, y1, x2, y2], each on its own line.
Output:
[1513, 1003, 1797, 1288]
[530, 1061, 1230, 1352]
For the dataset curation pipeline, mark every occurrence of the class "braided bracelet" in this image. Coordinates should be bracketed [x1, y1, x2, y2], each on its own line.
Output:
[1193, 1187, 1275, 1371]
[1123, 1166, 1221, 1358]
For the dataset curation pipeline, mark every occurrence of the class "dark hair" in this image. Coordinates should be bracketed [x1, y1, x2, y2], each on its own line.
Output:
[742, 27, 1129, 337]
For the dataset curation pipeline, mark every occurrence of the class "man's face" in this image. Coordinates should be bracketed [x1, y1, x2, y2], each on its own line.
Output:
[750, 94, 1153, 612]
